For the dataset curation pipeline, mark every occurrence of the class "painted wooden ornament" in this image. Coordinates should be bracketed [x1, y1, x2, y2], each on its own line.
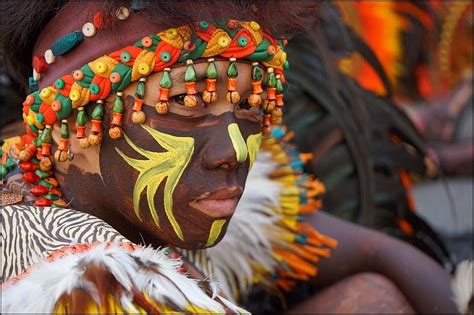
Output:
[226, 58, 240, 104]
[183, 60, 198, 108]
[51, 31, 84, 56]
[202, 58, 218, 104]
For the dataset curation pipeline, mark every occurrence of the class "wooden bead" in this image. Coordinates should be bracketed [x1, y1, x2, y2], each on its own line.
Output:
[88, 133, 103, 145]
[202, 91, 217, 103]
[82, 22, 97, 37]
[262, 99, 276, 113]
[226, 91, 241, 104]
[19, 161, 36, 172]
[184, 95, 198, 107]
[54, 150, 69, 162]
[155, 102, 169, 114]
[39, 156, 53, 171]
[109, 126, 122, 139]
[132, 111, 146, 124]
[248, 94, 262, 106]
[18, 149, 33, 162]
[79, 138, 91, 149]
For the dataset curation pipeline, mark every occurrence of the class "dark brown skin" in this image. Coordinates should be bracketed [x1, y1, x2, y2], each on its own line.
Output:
[294, 211, 459, 314]
[56, 61, 262, 249]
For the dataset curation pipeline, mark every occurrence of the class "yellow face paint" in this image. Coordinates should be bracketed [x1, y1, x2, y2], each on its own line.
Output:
[227, 123, 248, 163]
[116, 124, 194, 241]
[206, 219, 227, 247]
[246, 133, 262, 169]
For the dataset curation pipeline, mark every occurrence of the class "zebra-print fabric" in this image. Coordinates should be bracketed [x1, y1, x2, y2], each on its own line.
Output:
[1, 205, 128, 281]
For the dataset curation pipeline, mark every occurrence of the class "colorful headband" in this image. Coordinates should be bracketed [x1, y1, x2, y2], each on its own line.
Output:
[15, 11, 290, 205]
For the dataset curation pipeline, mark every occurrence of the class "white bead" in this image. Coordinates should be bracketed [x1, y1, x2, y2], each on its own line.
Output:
[44, 49, 55, 64]
[115, 7, 130, 20]
[33, 69, 41, 81]
[82, 22, 96, 37]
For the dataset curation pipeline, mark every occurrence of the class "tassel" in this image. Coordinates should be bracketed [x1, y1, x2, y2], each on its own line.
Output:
[76, 106, 90, 149]
[109, 92, 124, 139]
[226, 58, 240, 104]
[155, 67, 172, 114]
[248, 62, 263, 106]
[54, 120, 71, 162]
[132, 78, 146, 124]
[202, 58, 218, 104]
[39, 125, 54, 171]
[184, 60, 198, 107]
[88, 100, 104, 145]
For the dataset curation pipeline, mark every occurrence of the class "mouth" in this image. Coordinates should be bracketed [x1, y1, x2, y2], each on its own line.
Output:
[189, 186, 243, 218]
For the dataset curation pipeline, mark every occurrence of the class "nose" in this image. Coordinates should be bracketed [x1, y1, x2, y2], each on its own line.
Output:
[202, 121, 248, 170]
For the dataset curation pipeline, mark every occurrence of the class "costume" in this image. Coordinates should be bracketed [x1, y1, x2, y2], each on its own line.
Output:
[1, 7, 336, 313]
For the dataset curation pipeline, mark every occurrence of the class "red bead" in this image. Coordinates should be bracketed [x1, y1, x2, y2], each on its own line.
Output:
[93, 11, 107, 29]
[32, 56, 48, 73]
[19, 161, 36, 172]
[31, 185, 49, 196]
[35, 197, 53, 207]
[23, 172, 39, 184]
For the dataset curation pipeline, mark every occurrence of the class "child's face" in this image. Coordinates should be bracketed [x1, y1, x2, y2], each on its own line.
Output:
[56, 60, 263, 249]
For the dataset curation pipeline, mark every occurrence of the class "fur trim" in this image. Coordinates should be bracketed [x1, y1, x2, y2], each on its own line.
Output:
[452, 260, 473, 314]
[2, 243, 248, 314]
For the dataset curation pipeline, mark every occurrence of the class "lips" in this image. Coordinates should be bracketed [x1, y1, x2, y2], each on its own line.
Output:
[189, 186, 243, 218]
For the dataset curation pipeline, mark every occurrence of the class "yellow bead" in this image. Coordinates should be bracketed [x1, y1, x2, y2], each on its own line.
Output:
[250, 21, 260, 31]
[26, 115, 35, 125]
[95, 61, 107, 74]
[138, 63, 150, 75]
[166, 28, 178, 39]
[218, 36, 230, 48]
[280, 52, 287, 64]
[70, 90, 80, 101]
[40, 88, 51, 98]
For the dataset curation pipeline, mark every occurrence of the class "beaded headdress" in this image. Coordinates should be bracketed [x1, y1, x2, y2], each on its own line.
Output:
[8, 7, 289, 206]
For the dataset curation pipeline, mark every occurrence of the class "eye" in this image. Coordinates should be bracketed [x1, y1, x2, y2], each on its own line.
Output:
[173, 93, 187, 105]
[238, 98, 252, 110]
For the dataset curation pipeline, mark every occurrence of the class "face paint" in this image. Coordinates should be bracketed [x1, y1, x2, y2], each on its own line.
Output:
[246, 133, 262, 170]
[206, 219, 227, 247]
[227, 123, 248, 164]
[115, 124, 194, 241]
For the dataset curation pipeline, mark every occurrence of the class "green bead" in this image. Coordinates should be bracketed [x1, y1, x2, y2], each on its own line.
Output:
[252, 66, 263, 81]
[276, 77, 284, 94]
[185, 63, 197, 82]
[60, 121, 69, 139]
[52, 203, 65, 208]
[36, 170, 50, 179]
[51, 31, 84, 56]
[76, 109, 87, 126]
[160, 51, 171, 62]
[135, 81, 146, 99]
[55, 79, 65, 89]
[44, 193, 60, 201]
[113, 95, 124, 113]
[40, 128, 52, 143]
[90, 83, 100, 95]
[199, 20, 208, 30]
[266, 72, 277, 87]
[55, 94, 73, 119]
[0, 165, 7, 179]
[237, 36, 248, 47]
[284, 60, 290, 70]
[206, 61, 218, 79]
[120, 51, 132, 63]
[227, 62, 238, 78]
[36, 113, 45, 123]
[91, 103, 104, 120]
[160, 70, 173, 88]
[39, 179, 53, 189]
[5, 157, 16, 169]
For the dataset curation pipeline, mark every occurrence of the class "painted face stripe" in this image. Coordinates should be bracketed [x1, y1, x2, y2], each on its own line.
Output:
[116, 125, 194, 241]
[227, 123, 248, 164]
[206, 219, 227, 247]
[246, 133, 262, 170]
